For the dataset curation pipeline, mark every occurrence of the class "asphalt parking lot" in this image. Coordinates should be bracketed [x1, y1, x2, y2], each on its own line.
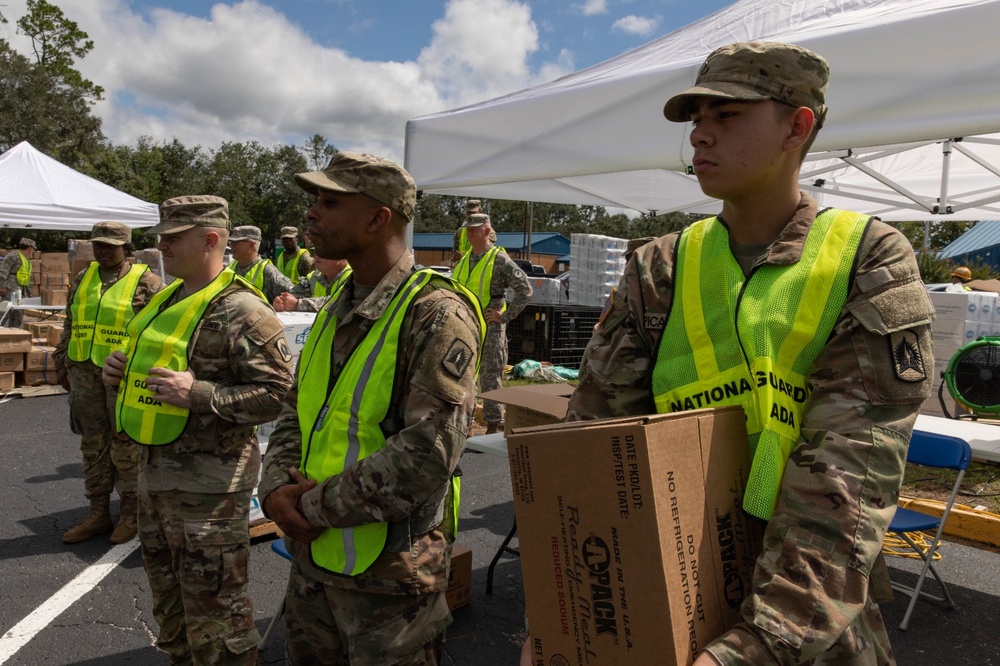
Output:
[1, 394, 998, 664]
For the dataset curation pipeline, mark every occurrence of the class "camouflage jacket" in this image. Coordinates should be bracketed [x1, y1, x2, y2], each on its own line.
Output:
[289, 269, 341, 312]
[0, 251, 26, 292]
[465, 245, 533, 324]
[259, 252, 481, 594]
[231, 257, 295, 303]
[54, 262, 165, 371]
[568, 194, 935, 665]
[138, 281, 294, 494]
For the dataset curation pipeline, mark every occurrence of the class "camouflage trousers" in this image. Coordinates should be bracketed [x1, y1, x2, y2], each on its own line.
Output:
[67, 362, 138, 499]
[138, 487, 259, 665]
[811, 597, 895, 665]
[283, 555, 451, 665]
[479, 322, 508, 426]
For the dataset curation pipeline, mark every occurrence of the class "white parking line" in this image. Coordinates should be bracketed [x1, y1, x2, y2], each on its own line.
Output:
[0, 539, 140, 664]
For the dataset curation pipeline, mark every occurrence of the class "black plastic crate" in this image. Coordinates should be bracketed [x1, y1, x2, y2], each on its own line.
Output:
[506, 304, 603, 365]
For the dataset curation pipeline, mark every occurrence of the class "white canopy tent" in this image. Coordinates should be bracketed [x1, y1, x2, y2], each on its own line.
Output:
[0, 141, 160, 231]
[405, 0, 1000, 221]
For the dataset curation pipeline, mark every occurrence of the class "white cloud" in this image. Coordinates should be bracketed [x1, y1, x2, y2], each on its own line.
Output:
[574, 0, 608, 16]
[0, 0, 575, 162]
[611, 14, 660, 37]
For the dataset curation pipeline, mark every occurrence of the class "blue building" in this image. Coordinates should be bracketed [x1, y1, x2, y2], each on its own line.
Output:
[940, 222, 1000, 269]
[412, 231, 571, 273]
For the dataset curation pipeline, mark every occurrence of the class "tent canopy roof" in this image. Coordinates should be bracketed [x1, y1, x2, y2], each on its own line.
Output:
[0, 141, 160, 231]
[405, 0, 1000, 221]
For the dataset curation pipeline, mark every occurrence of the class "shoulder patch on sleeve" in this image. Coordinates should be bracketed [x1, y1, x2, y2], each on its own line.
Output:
[442, 338, 474, 378]
[888, 330, 927, 382]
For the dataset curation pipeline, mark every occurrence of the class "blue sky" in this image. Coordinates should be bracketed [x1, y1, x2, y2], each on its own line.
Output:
[1, 0, 731, 160]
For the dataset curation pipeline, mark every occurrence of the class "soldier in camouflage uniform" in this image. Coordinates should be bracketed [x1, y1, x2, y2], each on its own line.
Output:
[272, 256, 350, 312]
[54, 222, 164, 545]
[452, 213, 531, 433]
[103, 196, 294, 665]
[277, 226, 316, 282]
[0, 237, 36, 328]
[227, 225, 295, 302]
[560, 43, 935, 666]
[259, 152, 481, 665]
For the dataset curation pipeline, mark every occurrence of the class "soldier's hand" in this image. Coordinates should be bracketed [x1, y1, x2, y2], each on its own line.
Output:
[484, 307, 503, 325]
[102, 351, 127, 386]
[56, 367, 70, 392]
[147, 367, 195, 408]
[263, 468, 324, 543]
[272, 292, 297, 312]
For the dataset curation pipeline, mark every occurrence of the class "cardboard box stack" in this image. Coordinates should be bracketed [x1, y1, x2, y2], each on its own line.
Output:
[569, 234, 626, 306]
[0, 327, 58, 389]
[38, 252, 71, 306]
[508, 406, 762, 665]
[68, 239, 95, 277]
[925, 289, 1000, 416]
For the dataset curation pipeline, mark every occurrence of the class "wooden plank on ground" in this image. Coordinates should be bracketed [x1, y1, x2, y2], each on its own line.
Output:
[250, 519, 283, 540]
[898, 495, 1000, 549]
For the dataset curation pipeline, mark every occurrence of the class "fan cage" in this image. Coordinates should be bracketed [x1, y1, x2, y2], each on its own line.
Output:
[945, 337, 1000, 414]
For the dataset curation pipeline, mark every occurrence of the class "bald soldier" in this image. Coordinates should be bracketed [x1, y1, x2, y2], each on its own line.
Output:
[259, 152, 483, 664]
[227, 225, 295, 302]
[103, 196, 294, 664]
[54, 222, 164, 545]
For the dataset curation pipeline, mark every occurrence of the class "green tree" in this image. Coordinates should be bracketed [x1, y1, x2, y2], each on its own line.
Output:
[301, 134, 336, 171]
[16, 0, 103, 99]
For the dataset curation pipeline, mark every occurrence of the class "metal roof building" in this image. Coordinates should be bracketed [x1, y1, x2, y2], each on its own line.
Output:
[940, 222, 1000, 267]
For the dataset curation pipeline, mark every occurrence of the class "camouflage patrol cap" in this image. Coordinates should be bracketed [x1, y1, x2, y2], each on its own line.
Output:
[466, 199, 482, 214]
[294, 151, 416, 222]
[230, 225, 262, 242]
[280, 226, 299, 238]
[18, 237, 36, 248]
[663, 41, 829, 128]
[463, 213, 490, 228]
[150, 195, 230, 235]
[90, 221, 131, 246]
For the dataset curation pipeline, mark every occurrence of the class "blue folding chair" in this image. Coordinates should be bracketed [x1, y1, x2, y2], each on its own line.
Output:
[888, 429, 972, 630]
[261, 539, 292, 645]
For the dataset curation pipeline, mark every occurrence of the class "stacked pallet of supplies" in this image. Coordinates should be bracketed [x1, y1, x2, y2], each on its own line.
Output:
[568, 233, 626, 306]
[37, 252, 72, 306]
[924, 289, 999, 417]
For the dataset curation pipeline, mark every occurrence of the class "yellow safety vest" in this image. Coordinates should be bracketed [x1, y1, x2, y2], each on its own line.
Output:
[651, 209, 869, 521]
[228, 258, 271, 292]
[115, 269, 245, 446]
[278, 247, 307, 282]
[453, 245, 505, 314]
[457, 227, 471, 255]
[310, 266, 353, 298]
[297, 269, 483, 575]
[68, 263, 149, 366]
[15, 251, 31, 287]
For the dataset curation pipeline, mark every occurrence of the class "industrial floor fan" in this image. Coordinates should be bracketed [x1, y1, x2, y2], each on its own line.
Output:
[942, 337, 1000, 418]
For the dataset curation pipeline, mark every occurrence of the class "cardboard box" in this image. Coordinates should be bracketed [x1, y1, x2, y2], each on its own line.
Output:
[0, 328, 32, 354]
[41, 289, 68, 306]
[43, 273, 70, 287]
[446, 544, 473, 611]
[276, 311, 318, 358]
[0, 371, 13, 392]
[71, 259, 91, 277]
[25, 345, 56, 371]
[47, 325, 65, 347]
[16, 369, 59, 386]
[509, 407, 762, 666]
[39, 253, 70, 273]
[0, 352, 24, 372]
[481, 383, 575, 435]
[29, 322, 55, 339]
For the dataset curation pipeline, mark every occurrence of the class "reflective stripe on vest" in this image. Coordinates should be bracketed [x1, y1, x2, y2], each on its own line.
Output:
[651, 209, 868, 520]
[68, 263, 149, 365]
[115, 269, 242, 445]
[229, 258, 270, 291]
[453, 245, 505, 314]
[15, 251, 30, 286]
[278, 247, 306, 282]
[297, 269, 484, 575]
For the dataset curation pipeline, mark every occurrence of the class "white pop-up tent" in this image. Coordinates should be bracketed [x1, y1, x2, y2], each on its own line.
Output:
[405, 0, 1000, 221]
[0, 141, 160, 230]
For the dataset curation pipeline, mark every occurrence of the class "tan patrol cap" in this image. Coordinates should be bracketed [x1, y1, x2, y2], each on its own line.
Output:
[465, 199, 482, 214]
[231, 225, 262, 242]
[295, 152, 416, 222]
[463, 213, 490, 228]
[90, 221, 131, 246]
[149, 195, 230, 235]
[280, 226, 299, 239]
[663, 41, 829, 128]
[18, 237, 36, 248]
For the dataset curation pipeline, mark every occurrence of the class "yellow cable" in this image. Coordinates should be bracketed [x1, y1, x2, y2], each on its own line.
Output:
[883, 498, 1000, 559]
